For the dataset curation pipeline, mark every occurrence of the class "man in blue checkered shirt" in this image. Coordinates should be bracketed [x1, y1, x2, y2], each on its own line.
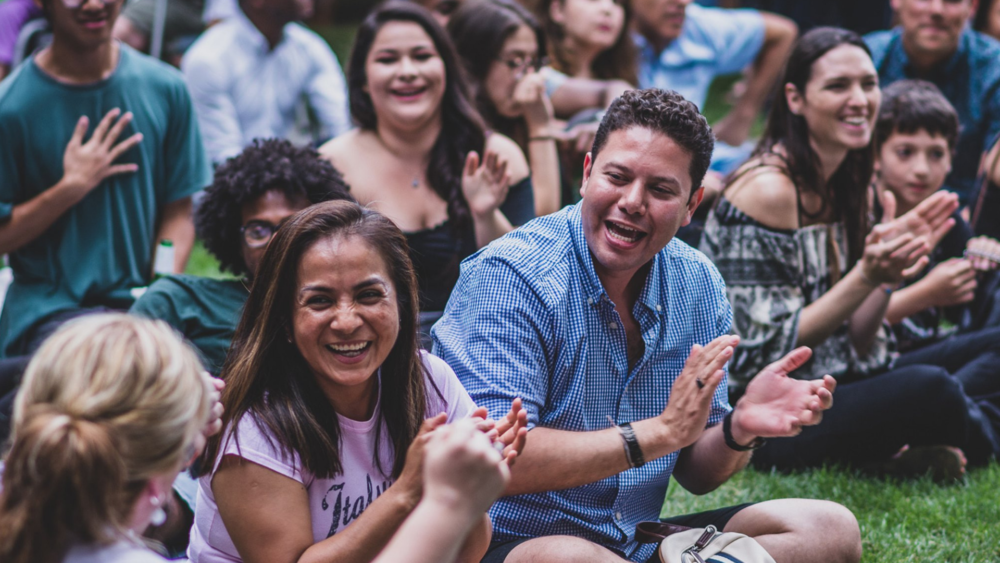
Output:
[432, 89, 861, 563]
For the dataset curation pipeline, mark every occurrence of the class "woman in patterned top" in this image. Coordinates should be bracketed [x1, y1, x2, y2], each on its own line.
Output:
[700, 27, 1000, 477]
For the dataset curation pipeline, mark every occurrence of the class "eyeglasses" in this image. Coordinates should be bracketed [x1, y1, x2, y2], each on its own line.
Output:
[432, 0, 460, 15]
[497, 54, 544, 76]
[61, 0, 118, 9]
[240, 220, 285, 249]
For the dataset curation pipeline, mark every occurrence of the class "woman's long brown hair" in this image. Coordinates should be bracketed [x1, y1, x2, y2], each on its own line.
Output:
[537, 0, 638, 85]
[195, 201, 428, 479]
[750, 27, 876, 265]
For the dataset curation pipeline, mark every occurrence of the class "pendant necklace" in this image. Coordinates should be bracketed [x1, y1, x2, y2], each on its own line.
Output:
[411, 176, 420, 189]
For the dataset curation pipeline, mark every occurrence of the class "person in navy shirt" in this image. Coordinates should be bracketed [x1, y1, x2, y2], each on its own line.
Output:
[433, 89, 861, 563]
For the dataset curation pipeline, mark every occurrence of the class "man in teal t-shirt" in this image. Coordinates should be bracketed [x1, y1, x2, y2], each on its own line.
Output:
[0, 0, 210, 359]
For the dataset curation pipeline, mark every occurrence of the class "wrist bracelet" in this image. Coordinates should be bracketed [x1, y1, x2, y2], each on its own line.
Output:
[723, 411, 766, 452]
[965, 248, 1000, 263]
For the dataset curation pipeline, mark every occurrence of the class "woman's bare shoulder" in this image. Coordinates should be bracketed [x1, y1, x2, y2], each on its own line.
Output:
[725, 158, 801, 231]
[318, 129, 371, 167]
[485, 133, 530, 182]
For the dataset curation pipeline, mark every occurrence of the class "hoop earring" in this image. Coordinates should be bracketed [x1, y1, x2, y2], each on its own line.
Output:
[150, 495, 167, 527]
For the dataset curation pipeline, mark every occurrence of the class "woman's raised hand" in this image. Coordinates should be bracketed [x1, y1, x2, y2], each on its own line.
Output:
[395, 413, 448, 509]
[462, 150, 510, 218]
[469, 400, 529, 467]
[422, 419, 510, 518]
[202, 373, 226, 439]
[513, 71, 553, 133]
[860, 190, 955, 284]
[879, 189, 958, 250]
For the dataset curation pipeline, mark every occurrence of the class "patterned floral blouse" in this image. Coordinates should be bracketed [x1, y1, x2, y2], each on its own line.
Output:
[700, 196, 898, 390]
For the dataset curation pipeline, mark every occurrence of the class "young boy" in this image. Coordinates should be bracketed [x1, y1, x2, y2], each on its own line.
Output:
[874, 79, 1000, 397]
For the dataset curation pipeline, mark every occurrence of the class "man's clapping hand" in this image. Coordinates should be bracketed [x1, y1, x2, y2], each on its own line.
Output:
[729, 347, 835, 445]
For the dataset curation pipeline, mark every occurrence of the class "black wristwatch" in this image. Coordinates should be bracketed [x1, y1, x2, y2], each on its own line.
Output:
[723, 411, 766, 451]
[618, 422, 646, 468]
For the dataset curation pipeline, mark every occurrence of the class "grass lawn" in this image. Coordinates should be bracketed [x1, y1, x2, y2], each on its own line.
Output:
[662, 464, 1000, 562]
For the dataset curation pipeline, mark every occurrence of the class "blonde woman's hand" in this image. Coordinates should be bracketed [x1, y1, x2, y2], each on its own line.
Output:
[423, 419, 510, 517]
[395, 413, 448, 510]
[462, 150, 510, 218]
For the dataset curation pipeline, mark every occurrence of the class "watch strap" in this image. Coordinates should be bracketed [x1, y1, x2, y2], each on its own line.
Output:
[723, 411, 766, 451]
[618, 422, 646, 468]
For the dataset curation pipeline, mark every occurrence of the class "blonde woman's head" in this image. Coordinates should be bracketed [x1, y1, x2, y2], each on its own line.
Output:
[0, 314, 212, 563]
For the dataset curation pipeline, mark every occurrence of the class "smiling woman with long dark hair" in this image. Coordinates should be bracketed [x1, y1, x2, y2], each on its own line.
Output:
[189, 200, 526, 563]
[700, 27, 1000, 476]
[321, 2, 535, 343]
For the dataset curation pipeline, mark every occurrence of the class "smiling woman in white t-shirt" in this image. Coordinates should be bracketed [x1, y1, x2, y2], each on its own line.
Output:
[190, 200, 526, 563]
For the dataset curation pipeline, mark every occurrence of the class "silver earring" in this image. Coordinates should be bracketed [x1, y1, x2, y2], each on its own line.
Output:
[150, 495, 167, 527]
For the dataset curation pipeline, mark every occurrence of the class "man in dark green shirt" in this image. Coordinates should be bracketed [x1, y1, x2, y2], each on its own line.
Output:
[0, 0, 210, 358]
[131, 139, 353, 375]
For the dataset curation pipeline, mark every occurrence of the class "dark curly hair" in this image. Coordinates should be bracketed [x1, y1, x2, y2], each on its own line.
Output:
[590, 88, 714, 194]
[348, 1, 485, 232]
[194, 139, 354, 277]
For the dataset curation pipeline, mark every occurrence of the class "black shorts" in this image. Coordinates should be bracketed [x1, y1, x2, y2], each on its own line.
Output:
[481, 503, 754, 563]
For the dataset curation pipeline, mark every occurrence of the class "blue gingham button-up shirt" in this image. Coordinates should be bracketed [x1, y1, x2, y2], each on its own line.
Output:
[431, 204, 733, 562]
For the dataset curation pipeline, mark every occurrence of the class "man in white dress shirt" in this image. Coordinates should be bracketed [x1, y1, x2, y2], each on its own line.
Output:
[181, 0, 350, 165]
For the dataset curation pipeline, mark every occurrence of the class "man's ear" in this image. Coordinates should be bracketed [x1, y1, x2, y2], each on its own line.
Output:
[580, 152, 593, 199]
[682, 185, 705, 227]
[785, 83, 803, 116]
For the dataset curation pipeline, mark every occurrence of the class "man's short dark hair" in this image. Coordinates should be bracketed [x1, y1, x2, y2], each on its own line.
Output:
[590, 88, 715, 192]
[195, 138, 354, 277]
[875, 79, 960, 151]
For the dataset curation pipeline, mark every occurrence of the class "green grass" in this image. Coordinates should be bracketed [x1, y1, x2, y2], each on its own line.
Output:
[184, 240, 232, 279]
[661, 464, 1000, 562]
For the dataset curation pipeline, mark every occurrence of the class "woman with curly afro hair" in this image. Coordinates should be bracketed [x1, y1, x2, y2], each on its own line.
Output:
[131, 138, 353, 375]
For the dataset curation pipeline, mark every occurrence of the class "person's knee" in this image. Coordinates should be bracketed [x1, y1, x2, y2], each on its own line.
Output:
[901, 365, 966, 415]
[806, 501, 861, 563]
[506, 536, 626, 563]
[727, 500, 860, 563]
